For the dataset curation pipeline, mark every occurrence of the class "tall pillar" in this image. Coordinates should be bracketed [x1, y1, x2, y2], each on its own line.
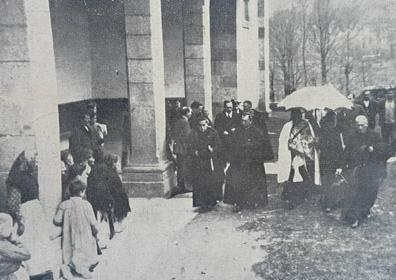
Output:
[263, 0, 271, 112]
[25, 0, 62, 217]
[183, 0, 212, 115]
[123, 0, 175, 197]
[0, 0, 61, 216]
[236, 0, 260, 107]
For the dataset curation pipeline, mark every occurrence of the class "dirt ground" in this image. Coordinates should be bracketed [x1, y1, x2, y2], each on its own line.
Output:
[240, 177, 396, 280]
[126, 172, 394, 280]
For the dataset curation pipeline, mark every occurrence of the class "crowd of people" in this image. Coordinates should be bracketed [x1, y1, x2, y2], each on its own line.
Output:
[0, 102, 131, 279]
[167, 99, 274, 213]
[168, 96, 395, 230]
[1, 93, 395, 279]
[279, 101, 394, 228]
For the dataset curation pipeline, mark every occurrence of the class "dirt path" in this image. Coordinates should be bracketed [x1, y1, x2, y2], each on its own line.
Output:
[91, 164, 396, 280]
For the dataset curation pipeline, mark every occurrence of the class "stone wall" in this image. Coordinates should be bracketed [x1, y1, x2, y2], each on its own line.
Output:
[0, 0, 61, 215]
[49, 0, 93, 103]
[162, 0, 186, 98]
[88, 0, 129, 100]
[0, 0, 37, 209]
[50, 0, 129, 103]
[210, 0, 237, 115]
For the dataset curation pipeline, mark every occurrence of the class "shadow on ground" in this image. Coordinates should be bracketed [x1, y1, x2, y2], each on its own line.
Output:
[237, 178, 396, 280]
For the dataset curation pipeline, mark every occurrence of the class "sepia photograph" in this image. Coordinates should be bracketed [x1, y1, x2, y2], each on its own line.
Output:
[0, 0, 396, 279]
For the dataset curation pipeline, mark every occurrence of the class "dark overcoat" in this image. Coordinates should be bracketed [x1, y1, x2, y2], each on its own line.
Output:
[342, 129, 392, 222]
[224, 125, 273, 208]
[189, 127, 223, 207]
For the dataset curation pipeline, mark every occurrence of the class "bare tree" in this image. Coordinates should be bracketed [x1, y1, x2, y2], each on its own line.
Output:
[310, 0, 340, 85]
[337, 4, 361, 95]
[270, 9, 301, 96]
[297, 0, 310, 86]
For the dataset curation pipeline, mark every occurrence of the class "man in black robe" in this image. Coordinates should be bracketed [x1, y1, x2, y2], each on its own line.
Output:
[242, 100, 269, 135]
[224, 113, 274, 212]
[171, 107, 193, 195]
[69, 113, 93, 162]
[214, 100, 241, 162]
[189, 117, 223, 212]
[342, 115, 392, 228]
[189, 101, 204, 131]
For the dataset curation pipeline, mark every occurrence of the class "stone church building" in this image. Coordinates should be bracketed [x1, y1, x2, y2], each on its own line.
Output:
[0, 0, 269, 215]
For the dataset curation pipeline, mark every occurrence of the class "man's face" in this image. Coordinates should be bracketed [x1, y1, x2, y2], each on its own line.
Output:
[66, 154, 74, 166]
[356, 119, 368, 134]
[82, 114, 91, 126]
[241, 115, 252, 128]
[88, 156, 95, 166]
[363, 92, 370, 100]
[198, 105, 204, 113]
[203, 108, 209, 117]
[225, 102, 233, 113]
[243, 102, 251, 112]
[198, 120, 208, 132]
[88, 106, 97, 115]
[186, 109, 192, 119]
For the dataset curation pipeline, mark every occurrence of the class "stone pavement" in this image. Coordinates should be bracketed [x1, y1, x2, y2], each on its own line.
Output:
[91, 195, 198, 279]
[91, 197, 267, 280]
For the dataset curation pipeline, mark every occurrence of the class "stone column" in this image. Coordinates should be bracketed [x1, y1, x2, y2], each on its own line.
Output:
[25, 0, 62, 217]
[263, 0, 271, 112]
[183, 0, 212, 115]
[123, 0, 175, 197]
[0, 0, 61, 216]
[236, 0, 260, 107]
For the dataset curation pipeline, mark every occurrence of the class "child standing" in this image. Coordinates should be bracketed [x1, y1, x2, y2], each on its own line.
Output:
[53, 180, 99, 279]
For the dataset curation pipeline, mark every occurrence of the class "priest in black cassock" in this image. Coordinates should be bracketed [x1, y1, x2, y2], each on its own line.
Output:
[342, 115, 392, 228]
[189, 117, 223, 212]
[224, 113, 274, 212]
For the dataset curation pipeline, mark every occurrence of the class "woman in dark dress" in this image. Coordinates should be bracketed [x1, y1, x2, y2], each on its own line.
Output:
[189, 117, 223, 212]
[6, 151, 38, 234]
[6, 151, 56, 277]
[104, 154, 131, 231]
[86, 152, 115, 239]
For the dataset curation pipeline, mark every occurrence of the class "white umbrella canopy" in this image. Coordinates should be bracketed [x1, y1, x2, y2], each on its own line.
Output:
[278, 84, 353, 111]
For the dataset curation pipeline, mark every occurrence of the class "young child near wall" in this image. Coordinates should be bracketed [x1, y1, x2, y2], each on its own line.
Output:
[53, 180, 99, 279]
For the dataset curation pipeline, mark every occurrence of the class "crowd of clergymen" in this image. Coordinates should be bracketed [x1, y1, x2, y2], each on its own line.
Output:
[166, 95, 396, 230]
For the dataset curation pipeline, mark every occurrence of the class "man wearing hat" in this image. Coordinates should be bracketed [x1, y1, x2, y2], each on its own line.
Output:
[356, 91, 377, 130]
